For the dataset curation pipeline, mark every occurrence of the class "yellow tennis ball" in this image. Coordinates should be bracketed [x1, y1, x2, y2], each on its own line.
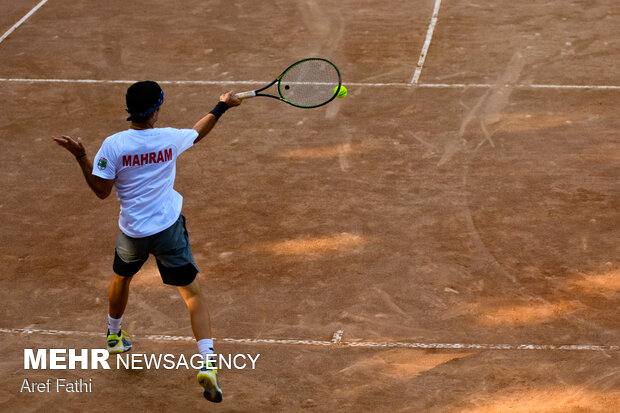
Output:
[335, 85, 347, 98]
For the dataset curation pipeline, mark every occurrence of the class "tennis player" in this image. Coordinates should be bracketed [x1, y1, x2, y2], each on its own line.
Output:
[52, 81, 240, 402]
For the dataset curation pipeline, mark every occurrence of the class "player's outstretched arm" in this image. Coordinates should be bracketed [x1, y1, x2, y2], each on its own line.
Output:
[192, 91, 241, 144]
[52, 135, 115, 199]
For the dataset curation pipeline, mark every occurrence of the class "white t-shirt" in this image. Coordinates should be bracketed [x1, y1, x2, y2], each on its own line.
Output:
[92, 127, 199, 238]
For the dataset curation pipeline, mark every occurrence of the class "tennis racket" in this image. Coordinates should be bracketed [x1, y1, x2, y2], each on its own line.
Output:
[235, 58, 342, 108]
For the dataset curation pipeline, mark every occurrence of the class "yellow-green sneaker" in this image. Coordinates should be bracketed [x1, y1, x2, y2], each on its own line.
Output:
[197, 362, 222, 403]
[107, 330, 132, 354]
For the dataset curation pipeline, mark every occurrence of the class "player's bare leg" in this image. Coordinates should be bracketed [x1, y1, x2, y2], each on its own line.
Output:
[108, 273, 133, 319]
[106, 274, 133, 354]
[178, 276, 222, 403]
[177, 276, 212, 339]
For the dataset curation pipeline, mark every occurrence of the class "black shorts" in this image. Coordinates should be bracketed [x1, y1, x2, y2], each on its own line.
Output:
[113, 215, 199, 286]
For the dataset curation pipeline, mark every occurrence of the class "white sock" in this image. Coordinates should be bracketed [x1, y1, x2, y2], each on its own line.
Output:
[108, 315, 122, 335]
[197, 338, 214, 361]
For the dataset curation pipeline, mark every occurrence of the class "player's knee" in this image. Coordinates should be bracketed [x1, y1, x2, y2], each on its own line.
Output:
[112, 273, 133, 285]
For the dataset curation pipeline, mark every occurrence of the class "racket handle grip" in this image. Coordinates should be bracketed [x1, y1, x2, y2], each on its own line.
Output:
[235, 90, 256, 100]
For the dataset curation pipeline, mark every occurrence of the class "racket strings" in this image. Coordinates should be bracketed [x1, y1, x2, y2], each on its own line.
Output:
[279, 59, 340, 107]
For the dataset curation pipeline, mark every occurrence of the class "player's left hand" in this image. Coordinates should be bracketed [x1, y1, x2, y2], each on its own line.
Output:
[52, 135, 87, 158]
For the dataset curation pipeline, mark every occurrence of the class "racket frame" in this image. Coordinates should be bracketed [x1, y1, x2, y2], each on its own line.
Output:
[236, 57, 342, 108]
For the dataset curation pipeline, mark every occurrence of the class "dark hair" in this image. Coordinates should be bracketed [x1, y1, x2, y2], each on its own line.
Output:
[125, 81, 164, 122]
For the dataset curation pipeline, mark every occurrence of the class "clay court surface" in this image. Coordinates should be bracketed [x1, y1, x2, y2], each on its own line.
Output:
[1, 0, 619, 411]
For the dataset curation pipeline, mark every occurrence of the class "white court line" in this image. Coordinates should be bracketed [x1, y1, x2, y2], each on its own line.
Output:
[1, 327, 618, 352]
[411, 0, 443, 84]
[0, 0, 49, 45]
[1, 78, 619, 90]
[419, 82, 620, 90]
[0, 78, 265, 86]
[332, 329, 344, 344]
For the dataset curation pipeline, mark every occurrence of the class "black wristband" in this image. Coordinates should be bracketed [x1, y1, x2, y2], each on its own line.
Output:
[209, 101, 229, 121]
[75, 153, 86, 161]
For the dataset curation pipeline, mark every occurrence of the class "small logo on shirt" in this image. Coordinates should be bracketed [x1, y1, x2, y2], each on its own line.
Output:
[97, 157, 108, 170]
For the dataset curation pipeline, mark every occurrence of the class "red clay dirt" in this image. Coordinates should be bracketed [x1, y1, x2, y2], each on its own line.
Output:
[0, 1, 619, 412]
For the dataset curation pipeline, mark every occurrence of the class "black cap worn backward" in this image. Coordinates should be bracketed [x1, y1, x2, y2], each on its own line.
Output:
[125, 81, 164, 121]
